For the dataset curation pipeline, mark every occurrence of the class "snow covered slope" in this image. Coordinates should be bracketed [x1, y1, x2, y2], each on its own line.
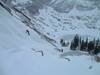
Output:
[0, 1, 100, 75]
[0, 5, 40, 49]
[10, 0, 100, 13]
[32, 6, 100, 41]
[5, 0, 100, 41]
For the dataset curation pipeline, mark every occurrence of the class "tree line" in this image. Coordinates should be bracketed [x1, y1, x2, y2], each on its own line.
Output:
[70, 34, 100, 55]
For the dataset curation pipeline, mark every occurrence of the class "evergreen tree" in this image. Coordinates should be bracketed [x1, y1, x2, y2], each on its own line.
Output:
[70, 36, 100, 55]
[74, 34, 79, 48]
[93, 46, 99, 54]
[70, 40, 76, 50]
[88, 41, 94, 54]
[80, 38, 89, 51]
[80, 40, 83, 50]
[78, 37, 81, 50]
[70, 34, 80, 50]
[85, 38, 88, 50]
[93, 39, 100, 54]
[83, 38, 89, 51]
[80, 39, 86, 51]
[93, 38, 96, 49]
[96, 39, 100, 46]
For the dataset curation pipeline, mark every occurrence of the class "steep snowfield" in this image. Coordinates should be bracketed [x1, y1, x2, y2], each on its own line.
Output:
[0, 5, 51, 50]
[33, 7, 100, 41]
[13, 0, 100, 13]
[0, 2, 100, 75]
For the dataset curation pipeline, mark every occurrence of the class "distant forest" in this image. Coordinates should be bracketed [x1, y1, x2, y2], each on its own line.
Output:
[60, 34, 100, 55]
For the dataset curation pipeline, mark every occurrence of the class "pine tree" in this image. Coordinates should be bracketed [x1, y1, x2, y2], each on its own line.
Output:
[78, 37, 82, 50]
[70, 40, 76, 50]
[74, 34, 79, 47]
[80, 40, 86, 51]
[93, 38, 96, 50]
[82, 38, 89, 51]
[70, 34, 80, 50]
[88, 41, 94, 54]
[94, 46, 100, 55]
[85, 38, 88, 50]
[96, 39, 100, 46]
[93, 39, 100, 54]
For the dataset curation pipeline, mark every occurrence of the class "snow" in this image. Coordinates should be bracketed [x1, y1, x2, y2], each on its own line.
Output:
[14, 0, 30, 4]
[0, 2, 100, 75]
[0, 49, 100, 75]
[33, 6, 100, 42]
